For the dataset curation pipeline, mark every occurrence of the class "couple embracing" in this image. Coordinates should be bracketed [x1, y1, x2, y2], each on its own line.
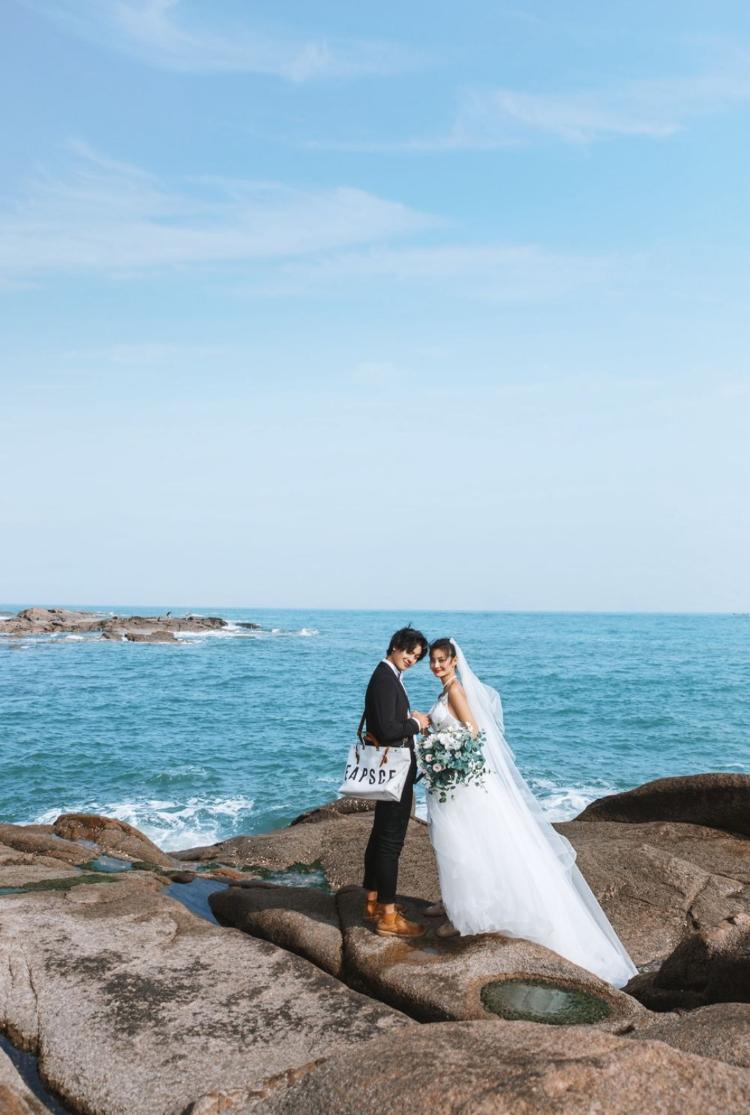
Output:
[360, 626, 637, 989]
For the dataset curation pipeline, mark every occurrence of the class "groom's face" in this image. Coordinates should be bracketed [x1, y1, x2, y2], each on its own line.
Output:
[389, 645, 422, 671]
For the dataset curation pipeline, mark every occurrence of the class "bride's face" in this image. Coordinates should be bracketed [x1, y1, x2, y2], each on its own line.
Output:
[430, 649, 456, 680]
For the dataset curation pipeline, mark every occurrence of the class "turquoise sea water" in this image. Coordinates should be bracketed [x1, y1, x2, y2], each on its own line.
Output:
[1, 607, 748, 851]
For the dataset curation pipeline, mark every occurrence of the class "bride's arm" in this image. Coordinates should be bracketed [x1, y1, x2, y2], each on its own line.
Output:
[447, 684, 478, 738]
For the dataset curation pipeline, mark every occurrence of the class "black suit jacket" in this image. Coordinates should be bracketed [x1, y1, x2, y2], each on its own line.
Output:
[364, 661, 418, 747]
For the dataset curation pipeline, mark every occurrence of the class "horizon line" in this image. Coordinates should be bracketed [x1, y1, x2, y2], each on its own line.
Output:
[1, 601, 747, 618]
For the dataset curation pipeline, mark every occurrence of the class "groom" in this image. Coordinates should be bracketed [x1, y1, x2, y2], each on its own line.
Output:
[362, 625, 430, 938]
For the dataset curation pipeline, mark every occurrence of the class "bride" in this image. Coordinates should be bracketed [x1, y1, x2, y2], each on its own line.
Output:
[423, 637, 637, 989]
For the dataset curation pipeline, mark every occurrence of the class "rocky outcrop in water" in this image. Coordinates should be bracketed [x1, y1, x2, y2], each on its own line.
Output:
[0, 607, 247, 642]
[53, 813, 174, 868]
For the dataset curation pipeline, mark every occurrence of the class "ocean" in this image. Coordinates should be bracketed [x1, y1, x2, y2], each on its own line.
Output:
[1, 607, 747, 851]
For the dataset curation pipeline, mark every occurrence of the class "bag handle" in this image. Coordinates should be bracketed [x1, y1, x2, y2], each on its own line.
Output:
[356, 710, 388, 762]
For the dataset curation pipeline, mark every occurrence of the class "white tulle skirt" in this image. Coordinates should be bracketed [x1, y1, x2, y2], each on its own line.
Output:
[427, 773, 637, 988]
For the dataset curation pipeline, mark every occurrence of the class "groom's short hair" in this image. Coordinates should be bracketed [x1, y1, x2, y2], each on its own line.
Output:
[387, 625, 429, 661]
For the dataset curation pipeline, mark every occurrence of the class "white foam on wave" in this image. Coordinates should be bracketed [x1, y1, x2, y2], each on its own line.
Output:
[32, 794, 255, 852]
[412, 779, 612, 824]
[531, 778, 615, 821]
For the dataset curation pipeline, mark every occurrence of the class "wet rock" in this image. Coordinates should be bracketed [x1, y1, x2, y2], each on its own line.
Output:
[175, 813, 441, 901]
[560, 820, 750, 968]
[577, 773, 750, 837]
[0, 1048, 49, 1115]
[0, 847, 80, 889]
[628, 1002, 750, 1069]
[53, 813, 174, 868]
[0, 875, 410, 1115]
[0, 825, 93, 866]
[243, 1019, 750, 1114]
[124, 629, 177, 643]
[210, 883, 343, 978]
[335, 888, 643, 1026]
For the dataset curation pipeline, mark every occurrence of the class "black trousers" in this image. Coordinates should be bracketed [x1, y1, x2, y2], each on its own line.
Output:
[362, 749, 417, 905]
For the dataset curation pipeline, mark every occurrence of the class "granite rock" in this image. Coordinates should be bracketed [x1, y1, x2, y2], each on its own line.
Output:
[53, 812, 174, 867]
[560, 820, 750, 968]
[336, 887, 644, 1026]
[577, 773, 750, 837]
[210, 883, 344, 978]
[628, 1002, 750, 1069]
[243, 1020, 750, 1114]
[0, 875, 410, 1115]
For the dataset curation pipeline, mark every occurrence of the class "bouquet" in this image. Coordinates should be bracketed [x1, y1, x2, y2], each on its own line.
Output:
[416, 726, 487, 803]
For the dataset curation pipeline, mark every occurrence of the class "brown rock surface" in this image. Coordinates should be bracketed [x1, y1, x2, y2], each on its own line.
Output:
[242, 1020, 750, 1114]
[559, 820, 750, 968]
[336, 887, 644, 1025]
[210, 882, 643, 1026]
[0, 1048, 49, 1115]
[0, 824, 93, 866]
[53, 812, 174, 867]
[210, 882, 343, 978]
[0, 851, 80, 889]
[0, 875, 410, 1115]
[629, 1002, 750, 1069]
[630, 913, 750, 1010]
[577, 773, 750, 837]
[175, 812, 441, 900]
[178, 806, 750, 973]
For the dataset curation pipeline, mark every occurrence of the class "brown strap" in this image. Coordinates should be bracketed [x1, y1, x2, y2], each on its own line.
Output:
[357, 710, 384, 751]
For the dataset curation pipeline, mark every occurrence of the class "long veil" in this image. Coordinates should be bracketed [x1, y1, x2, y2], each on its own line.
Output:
[450, 638, 577, 872]
[447, 638, 637, 985]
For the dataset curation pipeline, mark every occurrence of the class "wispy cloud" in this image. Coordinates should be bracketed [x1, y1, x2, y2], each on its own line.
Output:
[22, 0, 415, 81]
[314, 56, 750, 150]
[244, 242, 616, 303]
[0, 143, 435, 281]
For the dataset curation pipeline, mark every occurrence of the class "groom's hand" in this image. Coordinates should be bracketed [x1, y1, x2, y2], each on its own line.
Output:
[412, 710, 430, 731]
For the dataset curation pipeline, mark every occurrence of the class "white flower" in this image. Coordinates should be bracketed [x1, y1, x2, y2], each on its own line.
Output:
[425, 754, 433, 762]
[433, 764, 443, 772]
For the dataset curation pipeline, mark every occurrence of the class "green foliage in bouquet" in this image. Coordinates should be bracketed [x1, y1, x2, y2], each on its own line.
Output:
[416, 726, 487, 803]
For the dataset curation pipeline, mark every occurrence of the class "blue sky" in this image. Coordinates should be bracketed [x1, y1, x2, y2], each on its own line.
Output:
[1, 1, 748, 610]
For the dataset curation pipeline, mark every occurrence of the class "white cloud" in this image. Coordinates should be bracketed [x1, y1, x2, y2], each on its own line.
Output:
[245, 242, 616, 303]
[315, 54, 750, 150]
[0, 143, 435, 280]
[23, 0, 414, 81]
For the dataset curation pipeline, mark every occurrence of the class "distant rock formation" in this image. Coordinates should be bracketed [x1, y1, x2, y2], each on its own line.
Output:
[0, 607, 258, 642]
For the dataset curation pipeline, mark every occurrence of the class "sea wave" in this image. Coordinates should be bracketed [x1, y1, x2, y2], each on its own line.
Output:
[529, 778, 615, 821]
[175, 624, 319, 643]
[32, 794, 255, 852]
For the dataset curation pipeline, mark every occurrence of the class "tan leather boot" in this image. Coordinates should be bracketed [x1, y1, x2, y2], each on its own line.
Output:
[376, 911, 425, 938]
[364, 898, 405, 920]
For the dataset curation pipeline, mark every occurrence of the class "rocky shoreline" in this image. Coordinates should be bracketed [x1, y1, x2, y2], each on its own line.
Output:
[0, 607, 260, 643]
[1, 773, 749, 1113]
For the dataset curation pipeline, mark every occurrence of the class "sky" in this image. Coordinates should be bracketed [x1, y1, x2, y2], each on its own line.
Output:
[1, 0, 748, 611]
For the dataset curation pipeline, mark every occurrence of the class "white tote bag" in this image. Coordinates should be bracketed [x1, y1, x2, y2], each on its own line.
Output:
[338, 714, 412, 803]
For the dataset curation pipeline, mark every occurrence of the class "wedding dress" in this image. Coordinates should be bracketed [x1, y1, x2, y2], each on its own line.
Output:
[426, 641, 637, 988]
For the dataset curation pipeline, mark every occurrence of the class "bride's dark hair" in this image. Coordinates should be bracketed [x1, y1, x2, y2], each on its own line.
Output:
[429, 637, 456, 658]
